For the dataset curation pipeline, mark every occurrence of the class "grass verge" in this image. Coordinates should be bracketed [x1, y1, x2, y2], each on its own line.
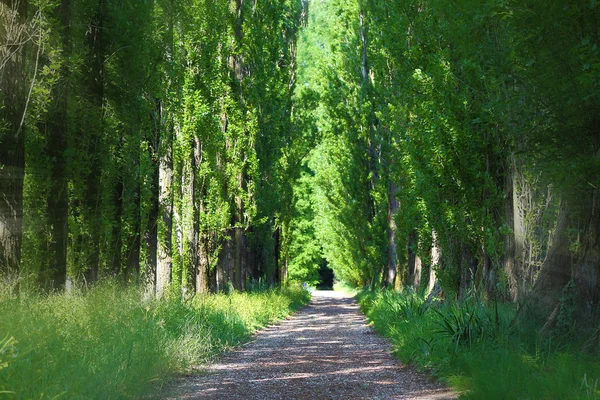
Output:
[357, 289, 600, 399]
[0, 282, 310, 399]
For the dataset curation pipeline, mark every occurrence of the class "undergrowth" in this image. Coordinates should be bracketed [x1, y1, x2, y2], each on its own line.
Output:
[358, 289, 600, 399]
[0, 282, 309, 399]
[332, 281, 358, 295]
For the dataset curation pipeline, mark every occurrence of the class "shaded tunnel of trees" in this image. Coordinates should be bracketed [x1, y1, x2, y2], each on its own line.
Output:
[1, 0, 600, 329]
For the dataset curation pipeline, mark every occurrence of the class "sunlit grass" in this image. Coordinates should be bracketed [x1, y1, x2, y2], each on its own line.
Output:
[358, 289, 600, 399]
[0, 282, 310, 399]
[332, 281, 357, 295]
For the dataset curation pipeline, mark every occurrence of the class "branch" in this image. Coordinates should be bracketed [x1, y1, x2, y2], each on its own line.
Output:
[16, 8, 43, 138]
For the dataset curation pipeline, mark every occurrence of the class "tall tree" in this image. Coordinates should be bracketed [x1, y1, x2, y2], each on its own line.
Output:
[39, 0, 70, 289]
[0, 0, 28, 278]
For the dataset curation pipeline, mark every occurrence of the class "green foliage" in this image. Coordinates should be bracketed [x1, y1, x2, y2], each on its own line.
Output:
[286, 167, 323, 285]
[9, 0, 304, 291]
[554, 280, 579, 338]
[293, 0, 600, 307]
[359, 289, 600, 399]
[432, 297, 508, 351]
[0, 281, 309, 399]
[292, 0, 391, 287]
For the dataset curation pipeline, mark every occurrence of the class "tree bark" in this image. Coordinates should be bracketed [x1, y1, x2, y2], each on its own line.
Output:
[385, 181, 399, 287]
[125, 177, 141, 284]
[274, 226, 281, 284]
[155, 0, 174, 298]
[572, 190, 600, 320]
[413, 254, 422, 289]
[43, 0, 70, 290]
[504, 156, 518, 301]
[526, 206, 572, 320]
[217, 230, 233, 292]
[359, 8, 379, 216]
[156, 117, 173, 297]
[528, 193, 600, 326]
[196, 232, 209, 294]
[82, 0, 106, 285]
[459, 243, 476, 299]
[0, 0, 28, 279]
[426, 230, 442, 299]
[110, 171, 123, 276]
[407, 230, 419, 288]
[144, 98, 161, 292]
[183, 138, 196, 294]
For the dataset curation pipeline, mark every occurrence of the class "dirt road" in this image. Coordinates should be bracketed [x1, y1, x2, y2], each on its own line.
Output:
[169, 290, 455, 399]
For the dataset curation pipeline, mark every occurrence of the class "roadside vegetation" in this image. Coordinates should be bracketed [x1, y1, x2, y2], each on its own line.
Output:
[358, 289, 600, 399]
[0, 282, 309, 399]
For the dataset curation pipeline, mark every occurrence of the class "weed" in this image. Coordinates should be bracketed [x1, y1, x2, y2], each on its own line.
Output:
[0, 282, 309, 399]
[358, 289, 600, 399]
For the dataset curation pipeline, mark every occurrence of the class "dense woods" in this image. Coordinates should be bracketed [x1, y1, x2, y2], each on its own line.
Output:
[1, 0, 304, 295]
[289, 0, 600, 330]
[2, 0, 599, 329]
[2, 0, 600, 397]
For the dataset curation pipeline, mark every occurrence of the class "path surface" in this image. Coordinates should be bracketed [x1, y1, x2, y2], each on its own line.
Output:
[169, 291, 455, 399]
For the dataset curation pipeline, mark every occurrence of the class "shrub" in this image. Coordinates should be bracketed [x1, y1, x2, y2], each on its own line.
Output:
[358, 289, 600, 399]
[0, 282, 309, 399]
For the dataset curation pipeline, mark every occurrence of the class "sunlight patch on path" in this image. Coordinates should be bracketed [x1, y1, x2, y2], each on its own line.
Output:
[168, 290, 456, 400]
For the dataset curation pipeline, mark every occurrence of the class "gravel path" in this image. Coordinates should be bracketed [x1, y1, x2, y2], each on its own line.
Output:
[169, 290, 456, 399]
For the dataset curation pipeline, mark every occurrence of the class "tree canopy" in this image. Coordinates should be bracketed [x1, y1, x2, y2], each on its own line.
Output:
[1, 0, 599, 328]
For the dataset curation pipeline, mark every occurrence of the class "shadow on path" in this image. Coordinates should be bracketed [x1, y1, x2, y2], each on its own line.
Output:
[169, 291, 455, 400]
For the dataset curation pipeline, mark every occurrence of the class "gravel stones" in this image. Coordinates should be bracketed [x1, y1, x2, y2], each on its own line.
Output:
[169, 290, 456, 400]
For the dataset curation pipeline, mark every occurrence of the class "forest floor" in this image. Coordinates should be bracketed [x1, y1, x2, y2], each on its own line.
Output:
[165, 290, 456, 399]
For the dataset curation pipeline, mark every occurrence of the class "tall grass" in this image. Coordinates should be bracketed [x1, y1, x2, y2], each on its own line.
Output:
[358, 289, 600, 399]
[0, 282, 309, 399]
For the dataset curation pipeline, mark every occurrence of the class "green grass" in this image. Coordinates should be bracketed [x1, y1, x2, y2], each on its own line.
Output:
[0, 282, 310, 399]
[358, 289, 600, 399]
[332, 281, 357, 295]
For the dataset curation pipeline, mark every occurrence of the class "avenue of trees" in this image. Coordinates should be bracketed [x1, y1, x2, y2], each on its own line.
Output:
[288, 0, 599, 328]
[0, 0, 305, 295]
[2, 0, 599, 329]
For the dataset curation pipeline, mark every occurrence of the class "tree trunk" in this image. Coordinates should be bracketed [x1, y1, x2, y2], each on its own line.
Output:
[526, 207, 572, 321]
[426, 230, 442, 298]
[413, 254, 422, 289]
[528, 193, 600, 327]
[144, 98, 161, 291]
[110, 175, 123, 276]
[183, 139, 196, 294]
[155, 1, 174, 298]
[0, 0, 28, 279]
[40, 0, 70, 290]
[459, 243, 476, 299]
[407, 230, 418, 288]
[156, 117, 173, 297]
[504, 156, 518, 301]
[233, 174, 246, 290]
[196, 232, 209, 294]
[218, 230, 233, 292]
[230, 0, 246, 292]
[125, 177, 141, 284]
[192, 135, 210, 294]
[572, 190, 600, 320]
[358, 8, 379, 217]
[274, 226, 281, 284]
[82, 0, 106, 285]
[233, 223, 243, 290]
[385, 181, 399, 287]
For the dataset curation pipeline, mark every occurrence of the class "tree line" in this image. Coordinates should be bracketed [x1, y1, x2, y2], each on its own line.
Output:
[0, 0, 305, 295]
[3, 0, 599, 331]
[288, 0, 599, 328]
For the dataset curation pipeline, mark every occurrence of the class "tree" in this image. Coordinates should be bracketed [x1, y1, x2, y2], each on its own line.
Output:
[0, 0, 28, 279]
